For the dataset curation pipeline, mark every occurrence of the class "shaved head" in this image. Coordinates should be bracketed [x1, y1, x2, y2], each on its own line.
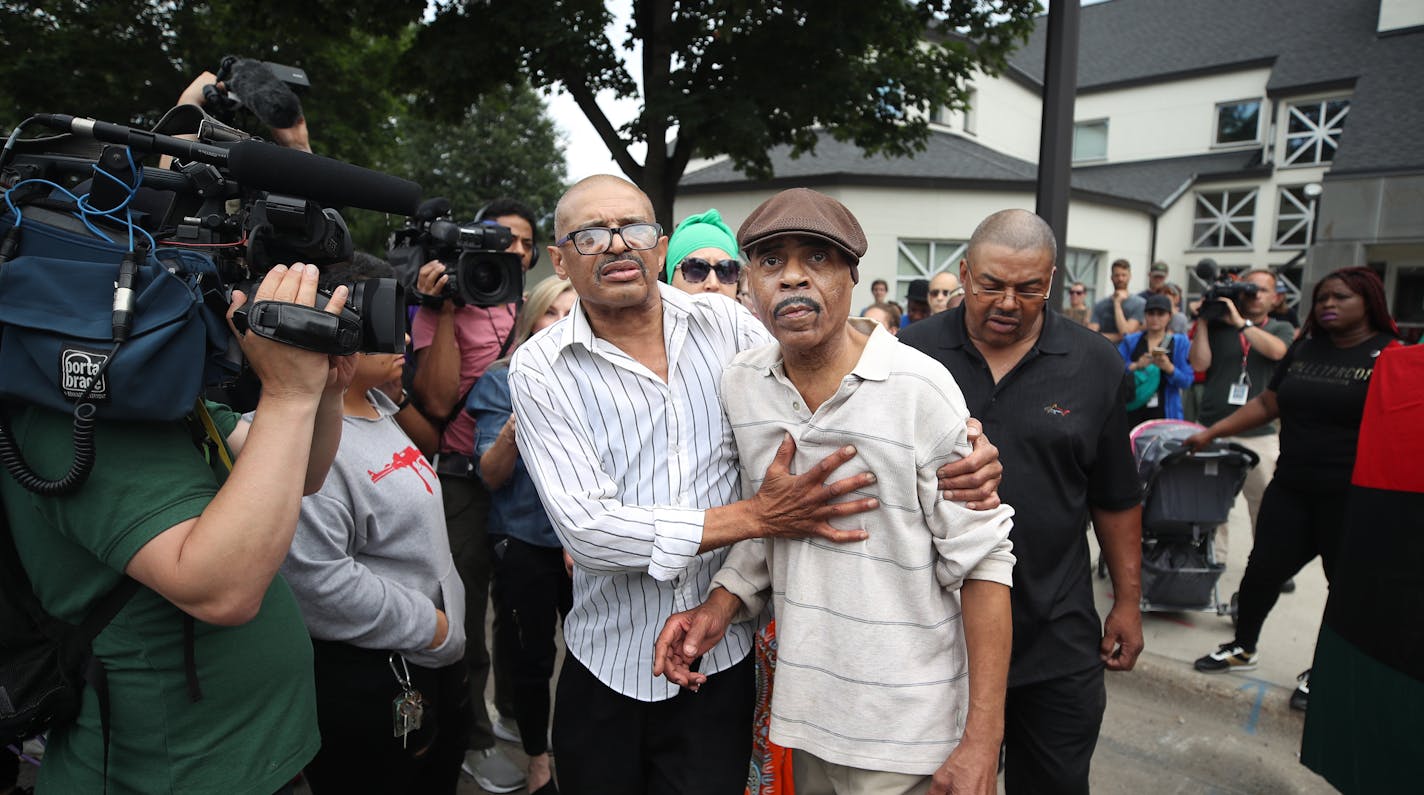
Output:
[966, 209, 1058, 266]
[554, 174, 654, 239]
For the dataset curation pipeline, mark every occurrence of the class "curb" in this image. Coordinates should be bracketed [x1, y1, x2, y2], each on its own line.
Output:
[1123, 650, 1307, 727]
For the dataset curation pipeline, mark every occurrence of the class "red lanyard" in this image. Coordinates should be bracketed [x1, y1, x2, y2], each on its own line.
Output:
[1237, 331, 1251, 373]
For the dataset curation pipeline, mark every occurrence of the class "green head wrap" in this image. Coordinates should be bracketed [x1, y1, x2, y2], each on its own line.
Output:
[666, 208, 740, 282]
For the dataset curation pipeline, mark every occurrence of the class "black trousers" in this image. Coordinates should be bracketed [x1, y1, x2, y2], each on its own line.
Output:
[302, 640, 473, 795]
[552, 652, 754, 795]
[1234, 480, 1347, 650]
[493, 537, 572, 756]
[1003, 664, 1107, 795]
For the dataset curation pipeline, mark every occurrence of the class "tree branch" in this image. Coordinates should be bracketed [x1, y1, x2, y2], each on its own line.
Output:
[564, 75, 643, 182]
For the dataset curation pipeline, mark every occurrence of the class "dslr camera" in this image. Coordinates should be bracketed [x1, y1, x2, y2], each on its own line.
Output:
[388, 198, 523, 308]
[1194, 258, 1260, 325]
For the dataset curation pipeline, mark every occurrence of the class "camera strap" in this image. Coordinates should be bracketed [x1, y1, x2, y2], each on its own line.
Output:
[234, 300, 363, 356]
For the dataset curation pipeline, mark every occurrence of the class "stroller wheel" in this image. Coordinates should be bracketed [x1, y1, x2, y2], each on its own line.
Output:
[1229, 591, 1240, 628]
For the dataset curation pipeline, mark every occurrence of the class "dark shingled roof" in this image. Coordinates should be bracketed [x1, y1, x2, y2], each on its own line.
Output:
[680, 130, 1269, 213]
[1008, 0, 1424, 175]
[681, 0, 1422, 199]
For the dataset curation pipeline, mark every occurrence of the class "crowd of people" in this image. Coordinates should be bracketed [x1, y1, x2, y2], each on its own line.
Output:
[1, 76, 1414, 795]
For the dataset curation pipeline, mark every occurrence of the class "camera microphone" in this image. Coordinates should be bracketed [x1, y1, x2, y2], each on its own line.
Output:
[224, 58, 304, 130]
[30, 115, 421, 217]
[226, 141, 420, 216]
[1194, 258, 1219, 282]
[32, 113, 232, 167]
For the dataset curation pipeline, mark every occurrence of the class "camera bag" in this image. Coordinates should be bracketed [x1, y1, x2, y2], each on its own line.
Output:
[0, 204, 231, 422]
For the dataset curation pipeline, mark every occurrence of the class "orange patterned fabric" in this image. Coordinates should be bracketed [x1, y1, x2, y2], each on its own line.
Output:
[746, 620, 794, 795]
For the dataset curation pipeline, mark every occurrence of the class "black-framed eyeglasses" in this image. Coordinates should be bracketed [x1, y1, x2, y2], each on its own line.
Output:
[555, 223, 663, 255]
[679, 257, 741, 285]
[964, 261, 1052, 303]
[929, 288, 954, 298]
[1069, 288, 1086, 295]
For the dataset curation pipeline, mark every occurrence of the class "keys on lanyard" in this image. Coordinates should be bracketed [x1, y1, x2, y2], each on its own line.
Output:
[389, 653, 426, 748]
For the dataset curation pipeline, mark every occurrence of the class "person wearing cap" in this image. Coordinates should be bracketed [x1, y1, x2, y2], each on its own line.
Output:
[1157, 281, 1191, 335]
[1118, 293, 1195, 426]
[666, 208, 741, 300]
[506, 175, 1006, 794]
[654, 187, 1016, 794]
[899, 209, 1144, 795]
[903, 278, 932, 326]
[1137, 260, 1170, 300]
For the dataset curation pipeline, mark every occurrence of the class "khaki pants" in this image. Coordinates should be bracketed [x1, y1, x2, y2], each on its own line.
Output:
[1214, 431, 1279, 561]
[793, 750, 931, 795]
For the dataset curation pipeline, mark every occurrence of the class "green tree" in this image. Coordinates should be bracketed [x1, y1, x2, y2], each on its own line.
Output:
[345, 81, 569, 253]
[407, 0, 1041, 225]
[0, 0, 423, 169]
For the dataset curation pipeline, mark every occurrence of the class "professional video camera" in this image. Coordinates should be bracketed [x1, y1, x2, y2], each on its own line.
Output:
[0, 109, 421, 495]
[387, 198, 524, 307]
[201, 55, 310, 131]
[1194, 258, 1260, 325]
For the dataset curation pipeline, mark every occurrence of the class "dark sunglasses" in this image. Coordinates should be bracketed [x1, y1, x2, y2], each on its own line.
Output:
[679, 257, 741, 285]
[1069, 288, 1086, 295]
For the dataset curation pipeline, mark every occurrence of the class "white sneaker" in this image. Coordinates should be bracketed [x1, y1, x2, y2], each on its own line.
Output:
[462, 747, 525, 793]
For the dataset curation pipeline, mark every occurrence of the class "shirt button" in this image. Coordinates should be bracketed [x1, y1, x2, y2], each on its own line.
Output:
[793, 401, 802, 410]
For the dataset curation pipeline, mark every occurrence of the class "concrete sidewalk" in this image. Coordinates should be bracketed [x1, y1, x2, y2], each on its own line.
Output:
[1087, 488, 1337, 792]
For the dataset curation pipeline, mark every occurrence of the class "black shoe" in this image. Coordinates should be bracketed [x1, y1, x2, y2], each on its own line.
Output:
[1290, 669, 1310, 711]
[1280, 578, 1297, 594]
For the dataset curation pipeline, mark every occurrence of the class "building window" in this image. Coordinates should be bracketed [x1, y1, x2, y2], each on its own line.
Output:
[896, 239, 967, 298]
[1215, 99, 1261, 145]
[1192, 189, 1258, 249]
[1073, 120, 1108, 161]
[1283, 99, 1349, 166]
[1061, 249, 1103, 306]
[1274, 186, 1317, 249]
[962, 88, 977, 136]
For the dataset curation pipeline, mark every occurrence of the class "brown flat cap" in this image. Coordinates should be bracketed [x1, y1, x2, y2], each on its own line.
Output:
[737, 189, 868, 282]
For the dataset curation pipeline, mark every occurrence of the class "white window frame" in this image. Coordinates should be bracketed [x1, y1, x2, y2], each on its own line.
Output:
[1273, 186, 1317, 249]
[1192, 188, 1258, 250]
[1061, 249, 1103, 307]
[1072, 119, 1108, 162]
[1282, 98, 1349, 167]
[896, 239, 968, 297]
[1213, 98, 1262, 147]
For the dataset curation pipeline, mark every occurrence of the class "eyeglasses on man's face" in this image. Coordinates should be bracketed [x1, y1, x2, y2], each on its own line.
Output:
[555, 223, 663, 256]
[929, 288, 955, 298]
[679, 257, 741, 285]
[964, 261, 1052, 303]
[1069, 288, 1086, 295]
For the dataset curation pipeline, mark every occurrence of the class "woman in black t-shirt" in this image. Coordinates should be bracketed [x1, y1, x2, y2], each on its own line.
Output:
[1182, 267, 1400, 710]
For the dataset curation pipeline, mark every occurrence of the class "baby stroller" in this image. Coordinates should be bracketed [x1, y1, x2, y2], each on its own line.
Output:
[1126, 419, 1258, 617]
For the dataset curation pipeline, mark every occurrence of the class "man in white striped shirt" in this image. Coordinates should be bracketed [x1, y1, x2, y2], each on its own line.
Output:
[655, 189, 1015, 795]
[509, 175, 1004, 794]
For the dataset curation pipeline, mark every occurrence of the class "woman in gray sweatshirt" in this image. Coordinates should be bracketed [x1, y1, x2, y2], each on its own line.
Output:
[269, 260, 471, 793]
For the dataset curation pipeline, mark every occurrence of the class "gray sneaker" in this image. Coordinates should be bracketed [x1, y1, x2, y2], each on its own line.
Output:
[492, 714, 522, 744]
[462, 747, 526, 793]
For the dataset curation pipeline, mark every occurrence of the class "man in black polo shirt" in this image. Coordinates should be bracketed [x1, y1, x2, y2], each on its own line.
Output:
[900, 209, 1144, 794]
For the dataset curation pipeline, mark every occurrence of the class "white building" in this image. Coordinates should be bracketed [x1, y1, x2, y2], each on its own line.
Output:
[675, 0, 1424, 340]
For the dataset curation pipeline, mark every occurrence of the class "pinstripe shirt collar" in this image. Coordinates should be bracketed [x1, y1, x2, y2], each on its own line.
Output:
[557, 281, 697, 354]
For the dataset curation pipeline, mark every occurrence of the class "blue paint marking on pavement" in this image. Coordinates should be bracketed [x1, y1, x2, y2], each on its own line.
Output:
[1238, 679, 1269, 735]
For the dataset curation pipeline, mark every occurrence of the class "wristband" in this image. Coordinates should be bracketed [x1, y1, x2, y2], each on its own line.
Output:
[396, 391, 411, 411]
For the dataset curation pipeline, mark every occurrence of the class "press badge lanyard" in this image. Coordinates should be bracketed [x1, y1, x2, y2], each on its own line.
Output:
[1229, 331, 1251, 405]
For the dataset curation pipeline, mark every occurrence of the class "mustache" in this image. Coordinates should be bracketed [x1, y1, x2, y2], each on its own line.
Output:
[774, 296, 821, 316]
[594, 255, 646, 281]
